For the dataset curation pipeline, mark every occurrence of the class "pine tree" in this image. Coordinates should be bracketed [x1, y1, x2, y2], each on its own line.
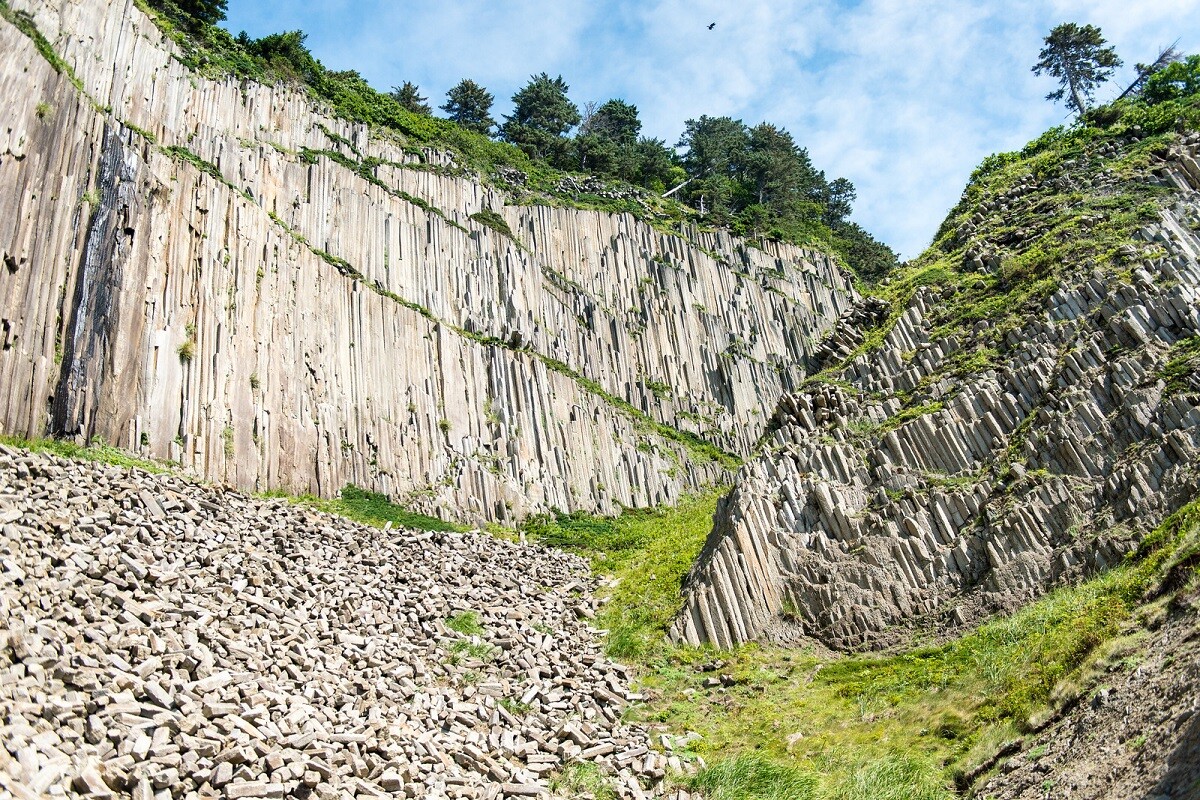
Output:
[1032, 23, 1122, 118]
[390, 82, 431, 116]
[500, 74, 580, 163]
[440, 80, 496, 135]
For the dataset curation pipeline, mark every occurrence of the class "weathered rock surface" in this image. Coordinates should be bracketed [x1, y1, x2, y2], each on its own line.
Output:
[0, 446, 695, 799]
[0, 0, 855, 523]
[671, 160, 1200, 651]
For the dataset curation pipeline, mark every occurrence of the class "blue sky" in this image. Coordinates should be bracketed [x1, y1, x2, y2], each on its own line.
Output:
[223, 0, 1200, 259]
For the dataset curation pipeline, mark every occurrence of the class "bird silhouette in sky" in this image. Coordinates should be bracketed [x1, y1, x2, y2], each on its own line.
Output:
[707, 22, 716, 30]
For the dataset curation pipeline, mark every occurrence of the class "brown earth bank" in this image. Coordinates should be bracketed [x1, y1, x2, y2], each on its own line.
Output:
[973, 592, 1200, 800]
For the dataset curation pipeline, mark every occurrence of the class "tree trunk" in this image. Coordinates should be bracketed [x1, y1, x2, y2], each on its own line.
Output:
[1067, 72, 1087, 117]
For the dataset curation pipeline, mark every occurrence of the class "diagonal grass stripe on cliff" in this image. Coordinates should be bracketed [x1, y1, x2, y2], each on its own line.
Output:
[0, 0, 106, 111]
[256, 180, 741, 469]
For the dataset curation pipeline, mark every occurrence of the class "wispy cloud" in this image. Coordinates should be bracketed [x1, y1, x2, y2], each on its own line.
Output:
[225, 0, 1200, 259]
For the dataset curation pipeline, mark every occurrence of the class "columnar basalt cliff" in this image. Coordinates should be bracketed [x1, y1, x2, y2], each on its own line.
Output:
[671, 138, 1200, 651]
[0, 0, 855, 523]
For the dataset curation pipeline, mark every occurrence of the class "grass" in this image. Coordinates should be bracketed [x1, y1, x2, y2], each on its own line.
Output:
[689, 754, 819, 800]
[262, 483, 469, 533]
[621, 498, 1200, 799]
[1162, 335, 1200, 395]
[445, 611, 485, 636]
[0, 434, 169, 473]
[549, 762, 617, 800]
[521, 490, 723, 661]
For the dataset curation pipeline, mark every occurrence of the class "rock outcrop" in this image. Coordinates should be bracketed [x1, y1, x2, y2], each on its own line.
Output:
[0, 445, 700, 799]
[671, 147, 1200, 651]
[0, 0, 855, 523]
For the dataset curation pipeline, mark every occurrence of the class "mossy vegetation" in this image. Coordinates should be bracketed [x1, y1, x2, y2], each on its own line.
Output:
[563, 497, 1199, 799]
[521, 491, 724, 661]
[263, 483, 469, 533]
[0, 434, 171, 473]
[1161, 335, 1200, 395]
[800, 84, 1200, 424]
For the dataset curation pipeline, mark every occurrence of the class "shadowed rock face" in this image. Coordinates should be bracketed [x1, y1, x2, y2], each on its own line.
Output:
[0, 0, 855, 523]
[672, 173, 1200, 651]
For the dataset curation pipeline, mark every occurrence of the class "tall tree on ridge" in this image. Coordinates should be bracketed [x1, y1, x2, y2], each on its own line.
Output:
[441, 79, 496, 135]
[501, 73, 580, 164]
[1032, 23, 1122, 118]
[391, 82, 431, 115]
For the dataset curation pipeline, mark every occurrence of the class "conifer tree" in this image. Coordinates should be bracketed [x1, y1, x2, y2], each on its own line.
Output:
[1032, 23, 1122, 117]
[441, 80, 496, 135]
[390, 82, 431, 116]
[500, 74, 580, 163]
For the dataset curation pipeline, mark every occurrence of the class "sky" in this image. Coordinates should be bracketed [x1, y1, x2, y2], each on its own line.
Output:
[222, 0, 1200, 260]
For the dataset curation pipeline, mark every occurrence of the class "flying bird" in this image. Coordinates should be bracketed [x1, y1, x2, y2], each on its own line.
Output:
[707, 22, 716, 30]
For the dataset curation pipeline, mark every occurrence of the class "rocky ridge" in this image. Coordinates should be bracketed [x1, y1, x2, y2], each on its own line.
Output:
[671, 139, 1200, 651]
[0, 445, 704, 800]
[0, 0, 854, 524]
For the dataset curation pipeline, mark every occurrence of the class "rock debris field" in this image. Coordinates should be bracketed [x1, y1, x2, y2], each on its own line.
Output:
[0, 447, 695, 799]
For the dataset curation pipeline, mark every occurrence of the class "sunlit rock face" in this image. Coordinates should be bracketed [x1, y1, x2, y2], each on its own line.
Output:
[0, 0, 856, 523]
[673, 180, 1200, 651]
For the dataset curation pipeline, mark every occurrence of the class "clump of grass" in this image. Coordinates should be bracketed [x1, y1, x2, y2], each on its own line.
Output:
[522, 491, 721, 661]
[824, 754, 949, 800]
[549, 762, 617, 800]
[260, 483, 468, 533]
[1161, 335, 1200, 395]
[449, 639, 495, 663]
[469, 207, 516, 241]
[445, 611, 484, 636]
[333, 484, 466, 532]
[689, 753, 819, 800]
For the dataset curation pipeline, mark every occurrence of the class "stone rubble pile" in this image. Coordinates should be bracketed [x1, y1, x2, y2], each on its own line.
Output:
[0, 448, 693, 799]
[671, 182, 1200, 652]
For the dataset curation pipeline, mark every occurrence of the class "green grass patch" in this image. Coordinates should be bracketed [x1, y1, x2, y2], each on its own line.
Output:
[469, 208, 517, 242]
[0, 434, 169, 473]
[689, 753, 819, 800]
[1161, 335, 1200, 395]
[549, 762, 617, 800]
[445, 611, 484, 636]
[626, 498, 1200, 799]
[262, 483, 468, 533]
[522, 491, 723, 661]
[332, 484, 467, 532]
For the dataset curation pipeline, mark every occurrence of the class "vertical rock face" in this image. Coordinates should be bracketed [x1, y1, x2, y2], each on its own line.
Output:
[0, 0, 855, 522]
[672, 156, 1200, 650]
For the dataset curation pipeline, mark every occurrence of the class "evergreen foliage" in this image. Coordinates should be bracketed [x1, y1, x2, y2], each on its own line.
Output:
[1142, 54, 1200, 104]
[675, 115, 897, 278]
[500, 73, 581, 163]
[389, 81, 431, 115]
[144, 0, 225, 27]
[1033, 23, 1122, 117]
[441, 79, 496, 135]
[133, 1, 896, 281]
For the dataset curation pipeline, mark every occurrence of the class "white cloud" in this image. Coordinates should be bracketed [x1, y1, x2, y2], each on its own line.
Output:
[225, 0, 1200, 259]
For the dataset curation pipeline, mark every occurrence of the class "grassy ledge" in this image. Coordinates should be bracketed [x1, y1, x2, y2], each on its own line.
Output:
[0, 434, 172, 474]
[261, 484, 469, 533]
[521, 491, 725, 662]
